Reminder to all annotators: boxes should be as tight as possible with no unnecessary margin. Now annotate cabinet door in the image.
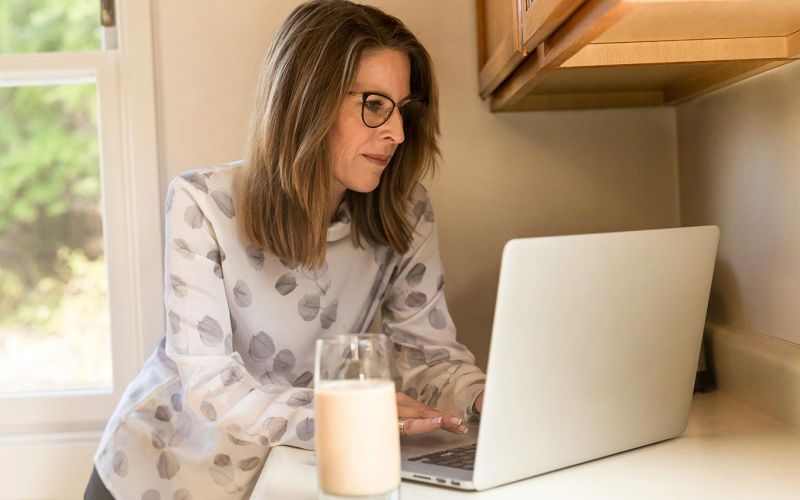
[521,0,586,54]
[477,0,527,98]
[492,0,800,111]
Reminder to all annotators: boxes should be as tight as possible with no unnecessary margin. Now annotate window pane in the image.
[0,81,112,394]
[0,0,101,54]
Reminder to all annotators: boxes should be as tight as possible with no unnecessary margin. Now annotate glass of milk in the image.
[314,334,400,500]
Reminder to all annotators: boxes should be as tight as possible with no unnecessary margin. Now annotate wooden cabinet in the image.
[519,0,585,58]
[477,0,524,98]
[477,0,800,111]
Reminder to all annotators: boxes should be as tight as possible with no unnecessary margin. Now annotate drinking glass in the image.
[314,334,400,500]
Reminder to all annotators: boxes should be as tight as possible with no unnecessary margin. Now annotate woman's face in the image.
[330,47,410,195]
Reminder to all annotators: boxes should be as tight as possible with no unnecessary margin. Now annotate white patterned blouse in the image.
[92,161,486,499]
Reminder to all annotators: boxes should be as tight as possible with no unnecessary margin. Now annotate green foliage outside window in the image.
[0,0,106,338]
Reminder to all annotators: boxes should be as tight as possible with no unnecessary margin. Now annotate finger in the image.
[403,416,443,437]
[403,416,468,436]
[396,394,469,433]
[396,396,441,419]
[395,392,415,404]
[395,392,469,434]
[440,415,469,435]
[398,404,440,419]
[395,393,429,416]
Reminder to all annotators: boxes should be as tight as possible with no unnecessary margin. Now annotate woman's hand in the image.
[396,392,469,437]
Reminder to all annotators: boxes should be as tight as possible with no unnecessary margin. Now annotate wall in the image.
[677,60,800,347]
[152,0,680,368]
[676,59,800,430]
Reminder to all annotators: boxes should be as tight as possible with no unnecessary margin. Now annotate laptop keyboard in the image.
[408,443,476,470]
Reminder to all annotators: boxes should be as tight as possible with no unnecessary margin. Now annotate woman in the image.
[85,1,486,498]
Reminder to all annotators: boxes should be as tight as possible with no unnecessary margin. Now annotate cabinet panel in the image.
[595,0,800,43]
[521,0,585,54]
[477,0,525,98]
[485,0,800,111]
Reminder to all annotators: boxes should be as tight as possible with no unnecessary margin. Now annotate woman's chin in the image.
[346,175,382,194]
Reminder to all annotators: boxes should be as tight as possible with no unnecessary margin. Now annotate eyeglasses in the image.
[348,91,427,128]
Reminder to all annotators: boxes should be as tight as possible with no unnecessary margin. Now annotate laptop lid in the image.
[472,225,719,490]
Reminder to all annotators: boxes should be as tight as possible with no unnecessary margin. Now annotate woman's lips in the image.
[362,154,390,166]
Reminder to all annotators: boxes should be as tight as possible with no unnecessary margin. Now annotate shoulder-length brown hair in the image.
[236,0,440,270]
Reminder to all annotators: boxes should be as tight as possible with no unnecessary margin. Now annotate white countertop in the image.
[251,391,800,499]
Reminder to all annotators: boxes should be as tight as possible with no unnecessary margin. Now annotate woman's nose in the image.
[380,108,405,144]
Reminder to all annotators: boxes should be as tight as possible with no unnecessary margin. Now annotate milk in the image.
[315,379,400,496]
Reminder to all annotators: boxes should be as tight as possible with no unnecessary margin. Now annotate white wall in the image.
[152,0,680,367]
[677,60,800,347]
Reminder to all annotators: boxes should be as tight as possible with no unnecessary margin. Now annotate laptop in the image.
[400,225,720,491]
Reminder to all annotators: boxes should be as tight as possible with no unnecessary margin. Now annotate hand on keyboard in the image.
[396,391,469,436]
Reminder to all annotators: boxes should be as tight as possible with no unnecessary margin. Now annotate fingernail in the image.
[460,426,469,434]
[431,417,443,424]
[448,416,463,426]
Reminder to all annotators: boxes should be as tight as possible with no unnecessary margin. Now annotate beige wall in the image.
[677,60,800,347]
[152,0,680,368]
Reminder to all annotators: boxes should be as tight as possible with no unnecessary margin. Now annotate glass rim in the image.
[314,333,393,386]
[315,333,387,345]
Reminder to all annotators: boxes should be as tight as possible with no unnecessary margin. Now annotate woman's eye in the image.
[365,100,384,112]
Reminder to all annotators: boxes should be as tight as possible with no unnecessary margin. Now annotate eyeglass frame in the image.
[347,91,427,129]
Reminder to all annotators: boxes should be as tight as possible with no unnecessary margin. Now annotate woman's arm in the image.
[164,176,316,449]
[381,183,486,422]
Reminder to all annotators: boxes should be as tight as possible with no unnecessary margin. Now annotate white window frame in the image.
[0,0,163,495]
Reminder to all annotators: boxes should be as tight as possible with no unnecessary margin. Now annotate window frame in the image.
[0,0,163,435]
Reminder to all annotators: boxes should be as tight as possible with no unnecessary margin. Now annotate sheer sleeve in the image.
[163,176,316,449]
[381,184,486,421]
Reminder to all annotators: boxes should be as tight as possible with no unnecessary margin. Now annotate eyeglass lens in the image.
[362,94,394,127]
[361,94,425,128]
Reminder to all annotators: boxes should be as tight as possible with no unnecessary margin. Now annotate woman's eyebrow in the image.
[355,87,413,102]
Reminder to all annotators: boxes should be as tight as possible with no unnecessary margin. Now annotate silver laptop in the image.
[400,225,720,491]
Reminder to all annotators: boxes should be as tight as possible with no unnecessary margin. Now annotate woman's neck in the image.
[329,182,347,223]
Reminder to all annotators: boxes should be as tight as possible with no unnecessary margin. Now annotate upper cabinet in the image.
[477,0,800,111]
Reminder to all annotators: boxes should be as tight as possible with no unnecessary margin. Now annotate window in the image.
[0,1,160,496]
[0,0,162,436]
[0,80,113,394]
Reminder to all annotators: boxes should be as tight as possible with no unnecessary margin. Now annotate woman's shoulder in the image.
[409,180,428,203]
[165,160,243,215]
[408,181,435,226]
[170,159,243,192]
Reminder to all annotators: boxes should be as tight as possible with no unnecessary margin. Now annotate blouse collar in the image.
[326,198,352,242]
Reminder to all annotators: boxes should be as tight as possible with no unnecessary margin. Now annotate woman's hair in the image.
[237,0,440,270]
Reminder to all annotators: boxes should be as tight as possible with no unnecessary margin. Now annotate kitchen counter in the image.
[251,391,800,499]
